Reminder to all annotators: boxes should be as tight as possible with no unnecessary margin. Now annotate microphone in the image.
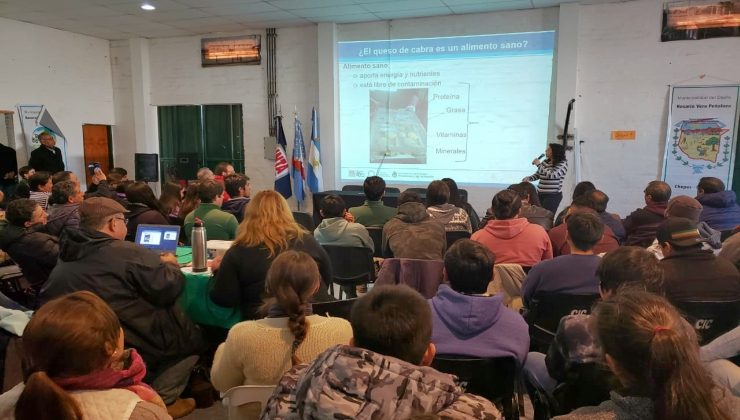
[535,153,545,160]
[375,150,389,177]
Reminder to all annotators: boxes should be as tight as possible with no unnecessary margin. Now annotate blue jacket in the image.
[697,191,740,231]
[429,284,529,365]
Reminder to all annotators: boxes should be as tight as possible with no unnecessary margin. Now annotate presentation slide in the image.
[338,31,556,185]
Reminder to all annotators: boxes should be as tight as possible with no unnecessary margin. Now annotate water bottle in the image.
[191,218,208,273]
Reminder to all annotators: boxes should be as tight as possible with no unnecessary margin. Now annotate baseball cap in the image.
[79,197,128,222]
[656,217,705,247]
[665,195,702,222]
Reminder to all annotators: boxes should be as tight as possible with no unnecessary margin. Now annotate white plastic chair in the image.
[221,385,276,420]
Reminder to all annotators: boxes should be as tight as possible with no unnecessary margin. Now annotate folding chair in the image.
[433,356,519,420]
[312,298,358,321]
[673,299,740,344]
[292,211,315,232]
[525,293,600,353]
[322,246,376,299]
[366,227,383,258]
[445,230,471,248]
[221,385,276,420]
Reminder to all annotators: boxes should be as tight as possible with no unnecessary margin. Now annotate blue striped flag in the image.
[307,107,323,192]
[291,116,307,205]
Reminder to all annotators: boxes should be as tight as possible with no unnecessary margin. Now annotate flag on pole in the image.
[292,116,307,206]
[274,116,292,199]
[307,107,324,193]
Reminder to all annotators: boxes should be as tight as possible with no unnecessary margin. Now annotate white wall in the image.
[111,26,319,209]
[575,0,740,216]
[0,17,114,181]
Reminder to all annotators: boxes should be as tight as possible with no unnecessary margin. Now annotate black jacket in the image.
[221,197,250,223]
[45,203,80,237]
[210,234,333,320]
[0,221,58,290]
[40,228,203,369]
[125,204,170,242]
[28,146,64,173]
[0,143,17,187]
[660,248,740,303]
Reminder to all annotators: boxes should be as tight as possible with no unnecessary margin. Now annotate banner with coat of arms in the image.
[662,85,740,197]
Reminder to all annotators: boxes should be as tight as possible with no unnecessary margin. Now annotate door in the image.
[82,124,113,189]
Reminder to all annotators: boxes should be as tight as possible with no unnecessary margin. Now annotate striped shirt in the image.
[29,191,50,211]
[527,160,568,193]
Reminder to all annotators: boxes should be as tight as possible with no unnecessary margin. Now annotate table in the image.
[177,247,241,330]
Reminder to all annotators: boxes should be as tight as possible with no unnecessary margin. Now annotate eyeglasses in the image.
[112,216,128,225]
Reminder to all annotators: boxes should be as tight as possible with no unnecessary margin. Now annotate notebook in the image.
[135,224,180,254]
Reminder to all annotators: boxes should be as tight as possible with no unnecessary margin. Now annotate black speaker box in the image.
[134,153,159,182]
[175,153,200,181]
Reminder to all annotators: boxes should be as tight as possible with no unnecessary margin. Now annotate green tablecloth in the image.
[177,247,241,330]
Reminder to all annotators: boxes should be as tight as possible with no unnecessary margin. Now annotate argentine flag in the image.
[307,107,323,192]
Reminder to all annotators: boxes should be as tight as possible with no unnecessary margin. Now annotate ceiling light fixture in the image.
[141,3,156,11]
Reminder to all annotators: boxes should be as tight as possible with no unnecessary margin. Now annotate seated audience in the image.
[211,251,352,417]
[210,190,332,320]
[700,326,740,396]
[262,285,500,419]
[45,180,83,237]
[425,180,472,233]
[40,197,203,414]
[508,182,554,230]
[14,166,34,199]
[548,196,619,256]
[522,213,603,307]
[348,176,397,226]
[0,291,170,420]
[85,169,128,206]
[719,231,740,269]
[221,173,251,223]
[553,181,595,227]
[314,194,373,249]
[656,217,740,303]
[622,180,671,246]
[110,167,129,181]
[585,189,625,242]
[441,177,480,231]
[0,199,58,292]
[196,167,214,181]
[523,246,663,400]
[472,189,552,267]
[51,170,80,186]
[124,181,170,241]
[178,182,200,221]
[646,195,721,259]
[28,171,52,211]
[382,191,446,259]
[213,162,235,201]
[556,291,739,419]
[430,240,529,365]
[159,181,185,225]
[696,176,740,231]
[182,179,238,243]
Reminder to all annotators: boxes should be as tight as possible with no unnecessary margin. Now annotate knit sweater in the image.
[211,315,353,391]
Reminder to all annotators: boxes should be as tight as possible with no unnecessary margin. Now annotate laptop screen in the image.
[135,224,180,253]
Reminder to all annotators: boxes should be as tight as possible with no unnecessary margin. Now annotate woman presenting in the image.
[523,143,567,214]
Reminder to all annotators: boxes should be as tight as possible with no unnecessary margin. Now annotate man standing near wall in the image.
[28,132,64,174]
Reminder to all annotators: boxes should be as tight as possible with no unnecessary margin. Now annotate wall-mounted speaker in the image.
[134,153,159,182]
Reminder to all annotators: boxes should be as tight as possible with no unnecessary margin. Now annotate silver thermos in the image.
[191,218,208,273]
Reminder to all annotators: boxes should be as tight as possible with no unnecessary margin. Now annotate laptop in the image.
[135,224,180,254]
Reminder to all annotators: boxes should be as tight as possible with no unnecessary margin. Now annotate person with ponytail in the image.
[556,290,739,420]
[0,291,170,420]
[211,251,352,417]
[471,189,553,268]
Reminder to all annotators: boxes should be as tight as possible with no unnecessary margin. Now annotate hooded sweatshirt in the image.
[313,217,373,250]
[429,285,529,365]
[472,218,553,267]
[697,190,740,231]
[261,344,501,420]
[382,202,446,259]
[427,203,472,233]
